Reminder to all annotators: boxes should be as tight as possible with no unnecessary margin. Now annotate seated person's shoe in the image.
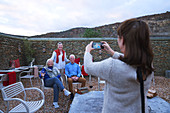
[70,93,74,101]
[53,102,59,108]
[64,90,71,96]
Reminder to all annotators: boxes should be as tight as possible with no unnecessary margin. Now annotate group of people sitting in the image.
[39,42,86,109]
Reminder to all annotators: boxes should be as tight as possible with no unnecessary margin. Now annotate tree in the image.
[23,39,35,65]
[83,29,102,37]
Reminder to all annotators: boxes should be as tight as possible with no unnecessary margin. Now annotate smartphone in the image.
[92,42,104,49]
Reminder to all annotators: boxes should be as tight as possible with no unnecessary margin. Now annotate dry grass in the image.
[0,76,169,113]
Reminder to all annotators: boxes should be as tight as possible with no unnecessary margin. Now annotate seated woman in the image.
[39,59,71,108]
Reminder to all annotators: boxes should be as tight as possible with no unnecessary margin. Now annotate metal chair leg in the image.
[30,78,33,87]
[98,77,100,91]
[98,84,100,91]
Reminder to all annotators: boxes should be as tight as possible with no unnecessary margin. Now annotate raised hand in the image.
[101,41,115,56]
[41,73,45,77]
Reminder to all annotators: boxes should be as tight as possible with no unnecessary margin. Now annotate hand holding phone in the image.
[101,41,115,56]
[92,42,104,49]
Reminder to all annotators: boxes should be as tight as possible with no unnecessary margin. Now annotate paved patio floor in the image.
[69,91,170,113]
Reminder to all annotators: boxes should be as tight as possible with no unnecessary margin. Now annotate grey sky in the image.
[0,0,169,36]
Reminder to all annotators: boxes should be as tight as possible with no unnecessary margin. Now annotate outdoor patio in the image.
[0,75,169,113]
[69,91,170,113]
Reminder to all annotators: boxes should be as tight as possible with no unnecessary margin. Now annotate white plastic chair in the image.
[19,68,34,87]
[19,58,36,87]
[98,77,105,91]
[1,82,44,113]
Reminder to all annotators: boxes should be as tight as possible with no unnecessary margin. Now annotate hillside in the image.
[30,11,170,38]
[0,11,170,38]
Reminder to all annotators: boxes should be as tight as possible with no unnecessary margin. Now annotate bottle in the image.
[79,62,81,68]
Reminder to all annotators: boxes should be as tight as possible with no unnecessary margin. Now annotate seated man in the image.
[65,54,86,100]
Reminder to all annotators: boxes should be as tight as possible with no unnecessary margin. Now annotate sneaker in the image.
[70,93,74,101]
[53,102,59,108]
[64,90,71,96]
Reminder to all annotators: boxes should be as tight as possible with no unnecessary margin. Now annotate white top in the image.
[51,51,69,69]
[84,52,153,113]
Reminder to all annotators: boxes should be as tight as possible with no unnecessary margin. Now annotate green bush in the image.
[83,29,102,37]
[23,39,34,65]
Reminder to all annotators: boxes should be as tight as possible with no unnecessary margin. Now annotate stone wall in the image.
[0,36,25,68]
[0,36,169,77]
[151,39,170,76]
[31,39,119,65]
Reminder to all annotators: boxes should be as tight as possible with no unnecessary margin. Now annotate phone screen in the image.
[92,42,101,49]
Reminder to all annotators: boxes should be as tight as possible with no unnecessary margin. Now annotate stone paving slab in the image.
[69,91,170,113]
[148,97,170,113]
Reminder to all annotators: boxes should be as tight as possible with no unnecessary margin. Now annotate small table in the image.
[0,69,24,73]
[0,67,29,84]
[15,66,29,71]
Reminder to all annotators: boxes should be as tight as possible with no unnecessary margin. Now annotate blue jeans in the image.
[44,77,64,102]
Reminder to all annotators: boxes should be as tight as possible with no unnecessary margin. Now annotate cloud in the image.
[0,0,169,36]
[0,17,9,24]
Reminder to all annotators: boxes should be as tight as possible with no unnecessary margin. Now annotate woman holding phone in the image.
[84,18,154,113]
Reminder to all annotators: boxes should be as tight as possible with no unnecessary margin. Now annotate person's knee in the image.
[67,78,72,82]
[83,77,86,81]
[82,78,86,82]
[67,78,73,84]
[53,77,60,84]
[53,84,57,88]
[54,77,59,81]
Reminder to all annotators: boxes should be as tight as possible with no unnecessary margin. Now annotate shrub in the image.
[83,29,102,38]
[23,39,35,65]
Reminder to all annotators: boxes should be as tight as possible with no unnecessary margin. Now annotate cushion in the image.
[81,65,88,76]
[14,59,20,68]
[7,71,16,85]
[75,58,80,64]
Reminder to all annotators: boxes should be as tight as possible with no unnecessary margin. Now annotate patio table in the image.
[0,69,22,73]
[0,66,30,86]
